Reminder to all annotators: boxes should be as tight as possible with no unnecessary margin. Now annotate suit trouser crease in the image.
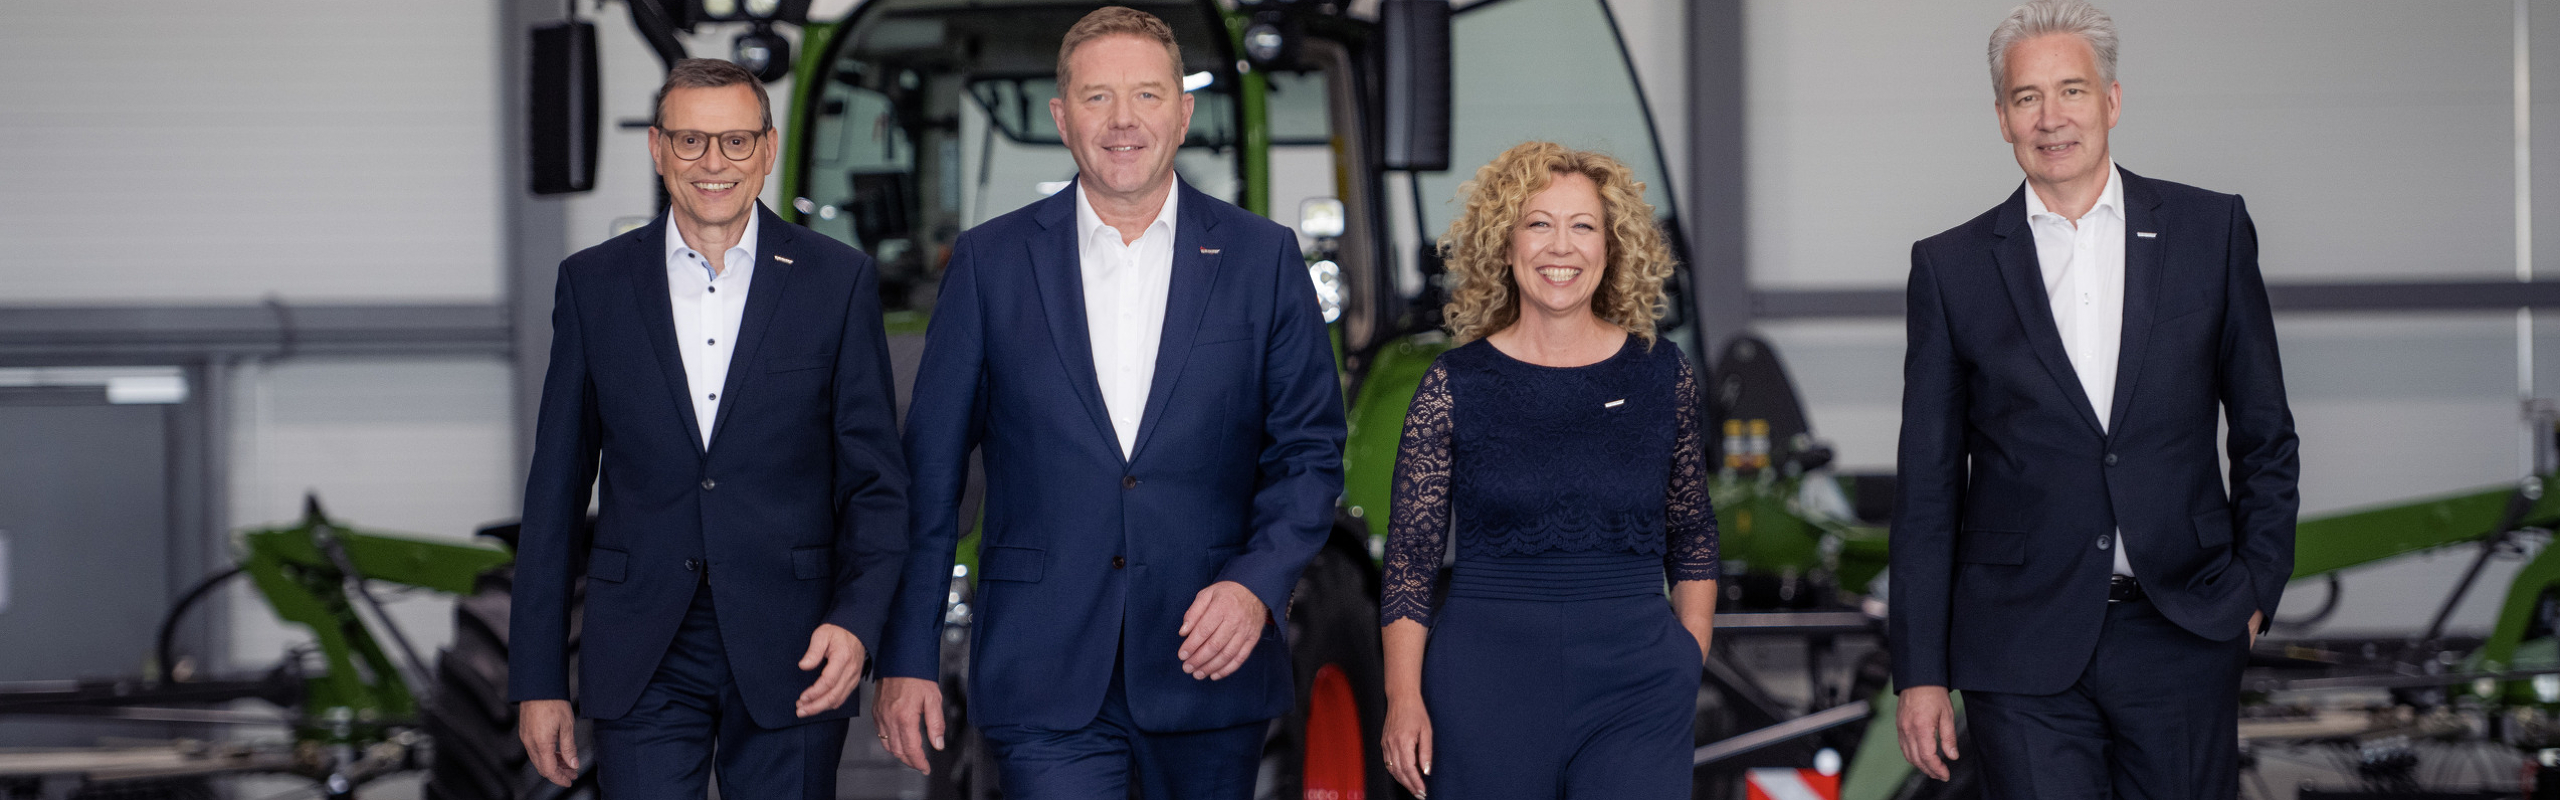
[976,645,1265,800]
[591,580,851,800]
[1963,597,2247,800]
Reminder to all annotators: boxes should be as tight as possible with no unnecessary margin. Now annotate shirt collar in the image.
[2022,161,2123,225]
[1074,180,1180,248]
[663,206,761,276]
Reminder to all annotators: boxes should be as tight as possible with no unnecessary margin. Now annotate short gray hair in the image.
[653,58,773,130]
[1988,0,2118,98]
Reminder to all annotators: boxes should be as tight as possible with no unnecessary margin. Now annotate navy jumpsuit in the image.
[1382,335,1720,799]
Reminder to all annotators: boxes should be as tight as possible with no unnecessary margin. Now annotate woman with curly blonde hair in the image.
[1376,141,1720,798]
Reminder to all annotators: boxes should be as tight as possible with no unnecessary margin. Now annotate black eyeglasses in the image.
[661,129,766,161]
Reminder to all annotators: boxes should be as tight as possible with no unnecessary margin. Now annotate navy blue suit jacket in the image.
[881,179,1347,732]
[508,204,909,729]
[1890,168,2300,696]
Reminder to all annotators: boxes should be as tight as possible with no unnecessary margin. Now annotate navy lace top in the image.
[1379,334,1720,627]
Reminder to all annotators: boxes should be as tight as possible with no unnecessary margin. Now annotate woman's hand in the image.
[1382,695,1434,797]
[1673,579,1718,665]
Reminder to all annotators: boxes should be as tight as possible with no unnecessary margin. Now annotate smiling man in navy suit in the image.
[1889,2,2299,798]
[509,58,908,799]
[869,7,1346,798]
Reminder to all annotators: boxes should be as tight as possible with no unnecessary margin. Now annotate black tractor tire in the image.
[423,566,598,800]
[921,709,1003,800]
[1689,679,1740,800]
[1262,538,1400,800]
[923,574,1003,800]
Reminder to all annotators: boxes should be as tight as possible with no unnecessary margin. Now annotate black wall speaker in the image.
[530,21,601,195]
[1380,0,1451,172]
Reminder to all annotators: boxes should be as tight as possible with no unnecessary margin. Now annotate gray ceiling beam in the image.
[0,304,511,364]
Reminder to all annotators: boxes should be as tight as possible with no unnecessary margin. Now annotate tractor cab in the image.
[783,0,1695,374]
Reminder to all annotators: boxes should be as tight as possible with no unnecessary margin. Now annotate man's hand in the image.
[2249,610,2265,648]
[1177,581,1267,680]
[872,676,945,774]
[1896,685,1960,781]
[796,623,867,718]
[517,699,580,787]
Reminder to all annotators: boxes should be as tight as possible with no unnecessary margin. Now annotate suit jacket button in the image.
[2097,534,2112,550]
[1111,556,1127,569]
[1123,476,1138,489]
[684,558,701,571]
[2104,454,2119,466]
[701,478,717,491]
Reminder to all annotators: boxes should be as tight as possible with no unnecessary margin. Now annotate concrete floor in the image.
[154,636,2541,799]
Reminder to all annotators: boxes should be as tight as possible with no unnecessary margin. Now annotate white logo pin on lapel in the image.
[2135,232,2157,239]
[1604,399,1626,408]
[774,255,795,263]
[1199,248,1220,255]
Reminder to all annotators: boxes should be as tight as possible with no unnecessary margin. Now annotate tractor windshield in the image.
[792,0,1684,349]
[795,0,1305,313]
[1413,0,1687,343]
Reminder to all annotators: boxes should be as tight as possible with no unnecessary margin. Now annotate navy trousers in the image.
[1422,554,1701,799]
[590,580,851,800]
[1963,595,2249,800]
[976,651,1265,800]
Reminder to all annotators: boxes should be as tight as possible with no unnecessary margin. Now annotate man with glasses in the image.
[510,58,909,800]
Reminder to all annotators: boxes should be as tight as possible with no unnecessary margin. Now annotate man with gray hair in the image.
[1889,1,2298,796]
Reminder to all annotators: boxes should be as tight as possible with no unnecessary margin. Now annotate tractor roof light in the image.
[690,0,807,23]
[1243,22,1287,67]
[732,23,792,83]
[1298,197,1346,240]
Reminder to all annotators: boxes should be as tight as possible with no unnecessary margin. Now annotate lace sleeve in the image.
[1381,362,1456,627]
[1666,354,1721,582]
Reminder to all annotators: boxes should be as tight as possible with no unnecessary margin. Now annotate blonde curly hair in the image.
[1438,141,1677,345]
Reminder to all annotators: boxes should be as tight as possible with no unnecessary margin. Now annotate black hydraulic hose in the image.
[2272,573,2342,632]
[622,0,688,71]
[2422,480,2542,641]
[156,566,245,684]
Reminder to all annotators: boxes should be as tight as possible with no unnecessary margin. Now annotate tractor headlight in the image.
[1243,22,1287,66]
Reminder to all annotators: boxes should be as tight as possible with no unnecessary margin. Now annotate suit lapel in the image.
[706,203,796,448]
[1128,182,1222,463]
[1029,182,1126,462]
[627,216,710,454]
[1990,186,2107,437]
[2106,169,2166,436]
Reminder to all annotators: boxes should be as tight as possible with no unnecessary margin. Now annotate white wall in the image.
[1744,0,2557,636]
[1,1,505,304]
[1745,0,2517,290]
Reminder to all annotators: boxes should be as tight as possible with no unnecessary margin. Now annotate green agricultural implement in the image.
[0,499,578,800]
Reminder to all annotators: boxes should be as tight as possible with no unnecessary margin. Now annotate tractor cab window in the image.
[1412,0,1688,345]
[797,2,1247,314]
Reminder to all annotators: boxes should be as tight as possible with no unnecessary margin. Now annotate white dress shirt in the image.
[1075,183,1181,459]
[2023,163,2131,576]
[665,210,758,449]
